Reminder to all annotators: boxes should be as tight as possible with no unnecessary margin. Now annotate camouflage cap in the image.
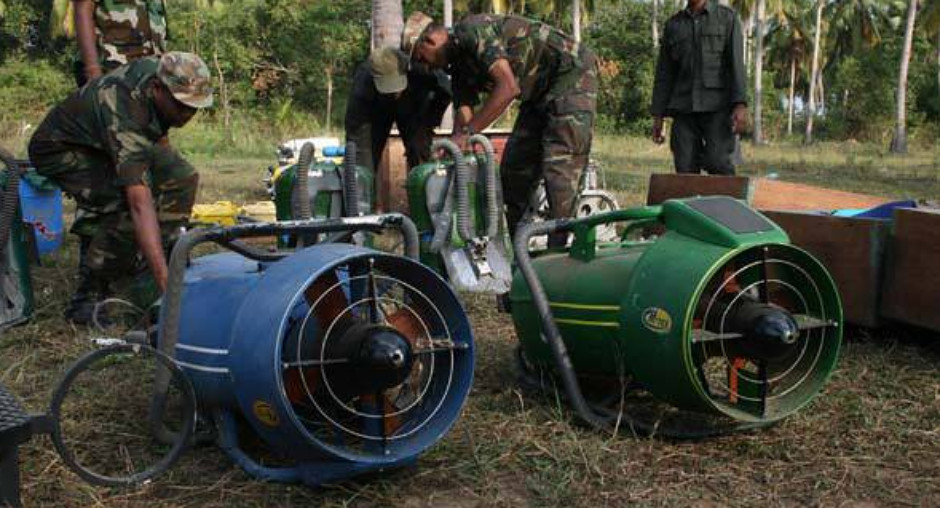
[370,46,408,94]
[157,52,214,109]
[401,11,434,60]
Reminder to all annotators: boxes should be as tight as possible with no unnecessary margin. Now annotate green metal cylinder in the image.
[512,197,842,423]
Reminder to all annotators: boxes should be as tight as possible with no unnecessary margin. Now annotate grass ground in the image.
[1,129,939,507]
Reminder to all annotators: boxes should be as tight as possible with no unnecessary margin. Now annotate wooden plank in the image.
[880,208,940,333]
[647,174,751,206]
[763,211,889,328]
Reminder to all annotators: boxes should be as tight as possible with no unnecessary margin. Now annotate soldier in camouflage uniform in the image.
[403,12,598,247]
[73,0,168,86]
[345,46,452,172]
[28,52,212,324]
[651,0,748,175]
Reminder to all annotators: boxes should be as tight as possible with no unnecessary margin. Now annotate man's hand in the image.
[731,104,749,135]
[125,184,169,293]
[84,64,103,82]
[652,116,666,144]
[451,130,469,151]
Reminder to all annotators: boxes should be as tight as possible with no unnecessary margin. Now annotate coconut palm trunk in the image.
[573,0,582,42]
[891,0,919,154]
[372,0,404,49]
[653,0,661,48]
[787,57,796,136]
[753,0,765,144]
[804,0,824,145]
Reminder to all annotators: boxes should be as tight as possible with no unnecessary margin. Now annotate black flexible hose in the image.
[294,143,315,221]
[343,141,360,217]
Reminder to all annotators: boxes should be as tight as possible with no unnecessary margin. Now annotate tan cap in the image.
[370,46,408,94]
[401,11,434,60]
[157,52,214,109]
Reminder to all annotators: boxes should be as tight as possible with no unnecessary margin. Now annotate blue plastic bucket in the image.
[18,178,64,256]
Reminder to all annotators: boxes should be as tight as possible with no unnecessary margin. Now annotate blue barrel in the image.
[18,177,63,256]
[168,243,474,485]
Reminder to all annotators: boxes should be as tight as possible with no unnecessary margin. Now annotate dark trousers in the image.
[670,110,735,175]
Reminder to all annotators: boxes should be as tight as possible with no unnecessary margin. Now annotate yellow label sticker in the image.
[641,307,673,334]
[252,400,280,427]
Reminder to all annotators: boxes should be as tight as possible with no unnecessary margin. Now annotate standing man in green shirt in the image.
[72,0,168,86]
[28,52,211,324]
[651,0,748,175]
[403,12,597,247]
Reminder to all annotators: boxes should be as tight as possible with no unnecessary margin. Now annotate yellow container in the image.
[241,201,277,223]
[192,201,240,226]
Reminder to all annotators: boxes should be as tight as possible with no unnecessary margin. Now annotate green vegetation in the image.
[2,0,939,146]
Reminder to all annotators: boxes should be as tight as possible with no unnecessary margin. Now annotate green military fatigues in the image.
[651,1,747,175]
[75,0,168,86]
[29,57,197,283]
[448,14,598,236]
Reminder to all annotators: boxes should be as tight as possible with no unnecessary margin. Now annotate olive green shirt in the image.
[651,1,747,116]
[448,14,589,108]
[30,57,167,187]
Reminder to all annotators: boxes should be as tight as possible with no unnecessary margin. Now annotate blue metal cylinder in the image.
[172,243,474,483]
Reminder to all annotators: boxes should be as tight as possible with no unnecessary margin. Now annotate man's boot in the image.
[63,272,111,326]
[64,236,110,326]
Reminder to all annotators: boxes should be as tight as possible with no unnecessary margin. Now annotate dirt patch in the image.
[752,178,891,211]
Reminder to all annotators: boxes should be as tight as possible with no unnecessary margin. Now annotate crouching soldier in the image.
[28,52,212,324]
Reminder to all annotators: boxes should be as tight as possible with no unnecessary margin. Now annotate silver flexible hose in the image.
[468,135,499,239]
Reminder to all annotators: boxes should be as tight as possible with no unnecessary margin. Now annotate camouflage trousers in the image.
[28,138,198,283]
[501,50,598,241]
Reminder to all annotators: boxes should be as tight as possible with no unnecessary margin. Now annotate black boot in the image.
[64,272,112,326]
[65,237,111,326]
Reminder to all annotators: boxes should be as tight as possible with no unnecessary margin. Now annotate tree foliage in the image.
[0,0,938,143]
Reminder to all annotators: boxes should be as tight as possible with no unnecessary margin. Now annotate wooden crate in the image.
[763,211,890,328]
[880,207,940,333]
[646,174,752,205]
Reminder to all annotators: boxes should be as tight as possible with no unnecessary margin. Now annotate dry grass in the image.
[2,135,939,506]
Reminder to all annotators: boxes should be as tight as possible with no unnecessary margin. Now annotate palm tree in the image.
[766,2,810,136]
[804,0,825,144]
[653,0,661,48]
[890,0,919,154]
[372,0,403,49]
[753,0,767,143]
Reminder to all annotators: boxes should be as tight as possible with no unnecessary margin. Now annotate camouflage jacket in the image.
[447,14,592,107]
[650,0,747,115]
[94,0,168,67]
[30,57,168,186]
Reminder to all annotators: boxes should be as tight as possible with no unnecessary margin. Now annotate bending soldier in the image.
[403,12,598,247]
[345,46,452,173]
[28,52,212,324]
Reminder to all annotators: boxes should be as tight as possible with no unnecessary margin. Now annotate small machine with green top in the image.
[406,137,511,293]
[511,196,843,435]
[271,142,373,245]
